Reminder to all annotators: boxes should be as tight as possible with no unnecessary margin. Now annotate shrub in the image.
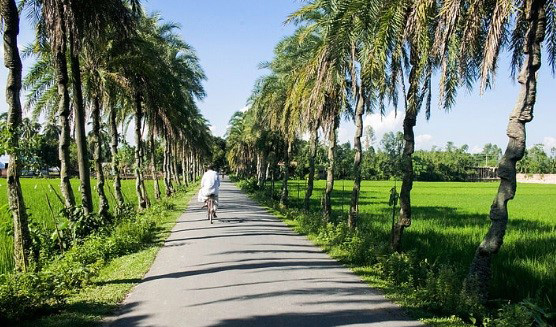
[237,178,258,192]
[490,299,555,327]
[316,222,350,246]
[296,211,323,235]
[0,195,176,323]
[341,230,375,265]
[378,252,415,286]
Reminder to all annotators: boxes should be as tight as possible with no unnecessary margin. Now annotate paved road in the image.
[106,179,423,327]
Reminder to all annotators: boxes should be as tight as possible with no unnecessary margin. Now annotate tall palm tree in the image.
[288,3,351,221]
[25,0,75,208]
[24,0,138,211]
[108,99,125,207]
[435,0,554,301]
[1,0,32,272]
[82,48,110,217]
[384,0,437,252]
[63,0,139,214]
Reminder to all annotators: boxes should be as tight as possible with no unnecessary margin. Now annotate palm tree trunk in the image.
[280,141,292,206]
[68,34,92,213]
[349,87,365,229]
[305,121,319,211]
[109,106,124,207]
[150,131,161,200]
[2,0,32,272]
[163,136,173,196]
[257,153,265,188]
[172,143,180,186]
[391,53,419,252]
[193,154,198,180]
[185,144,189,187]
[466,0,546,302]
[92,95,108,217]
[265,162,271,184]
[53,10,75,208]
[134,91,147,209]
[323,115,339,222]
[186,148,191,184]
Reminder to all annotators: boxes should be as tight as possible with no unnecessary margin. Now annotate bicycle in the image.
[206,194,216,224]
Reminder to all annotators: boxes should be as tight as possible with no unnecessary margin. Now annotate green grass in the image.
[19,184,197,327]
[272,180,556,305]
[0,178,156,274]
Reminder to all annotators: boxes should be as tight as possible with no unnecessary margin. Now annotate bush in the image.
[341,229,376,265]
[296,211,324,235]
[0,198,175,323]
[417,264,484,320]
[316,222,350,246]
[237,178,258,193]
[490,299,555,327]
[378,252,416,286]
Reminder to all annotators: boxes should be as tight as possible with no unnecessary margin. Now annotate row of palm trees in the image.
[1,0,213,273]
[226,0,555,302]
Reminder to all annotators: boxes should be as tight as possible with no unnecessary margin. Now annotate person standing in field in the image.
[198,164,221,216]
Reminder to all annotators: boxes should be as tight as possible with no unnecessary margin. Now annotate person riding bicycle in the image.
[198,164,221,217]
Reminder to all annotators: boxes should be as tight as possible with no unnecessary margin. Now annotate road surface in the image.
[106,179,423,327]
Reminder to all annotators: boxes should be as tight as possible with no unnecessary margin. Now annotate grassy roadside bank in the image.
[236,179,554,327]
[16,184,198,327]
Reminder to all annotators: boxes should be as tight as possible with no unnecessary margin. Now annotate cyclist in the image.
[198,164,221,217]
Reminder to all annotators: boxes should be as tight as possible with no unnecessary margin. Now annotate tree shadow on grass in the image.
[360,205,556,304]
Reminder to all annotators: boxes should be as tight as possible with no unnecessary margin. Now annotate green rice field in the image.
[0,178,156,274]
[275,180,556,304]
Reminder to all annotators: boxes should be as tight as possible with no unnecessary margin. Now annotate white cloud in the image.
[543,136,556,153]
[415,134,432,144]
[337,127,352,144]
[470,145,483,154]
[415,134,433,150]
[363,111,404,141]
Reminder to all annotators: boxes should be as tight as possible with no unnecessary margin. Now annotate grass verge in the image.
[18,185,198,327]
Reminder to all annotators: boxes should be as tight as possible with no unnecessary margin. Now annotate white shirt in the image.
[198,170,220,202]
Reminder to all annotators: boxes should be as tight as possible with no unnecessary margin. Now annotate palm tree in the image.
[1,0,32,272]
[24,0,137,212]
[288,3,351,221]
[80,6,139,217]
[384,1,437,252]
[110,13,207,208]
[64,0,139,214]
[108,100,125,207]
[82,47,110,217]
[435,0,554,301]
[25,0,76,208]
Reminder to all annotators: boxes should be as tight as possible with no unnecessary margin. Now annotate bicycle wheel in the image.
[207,198,214,224]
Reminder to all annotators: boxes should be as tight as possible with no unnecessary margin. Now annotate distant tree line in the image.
[287,130,556,182]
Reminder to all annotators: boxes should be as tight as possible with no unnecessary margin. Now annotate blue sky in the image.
[0,0,554,154]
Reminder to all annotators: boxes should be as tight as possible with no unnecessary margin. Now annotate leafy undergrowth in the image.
[0,179,158,274]
[236,178,555,327]
[1,184,197,327]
